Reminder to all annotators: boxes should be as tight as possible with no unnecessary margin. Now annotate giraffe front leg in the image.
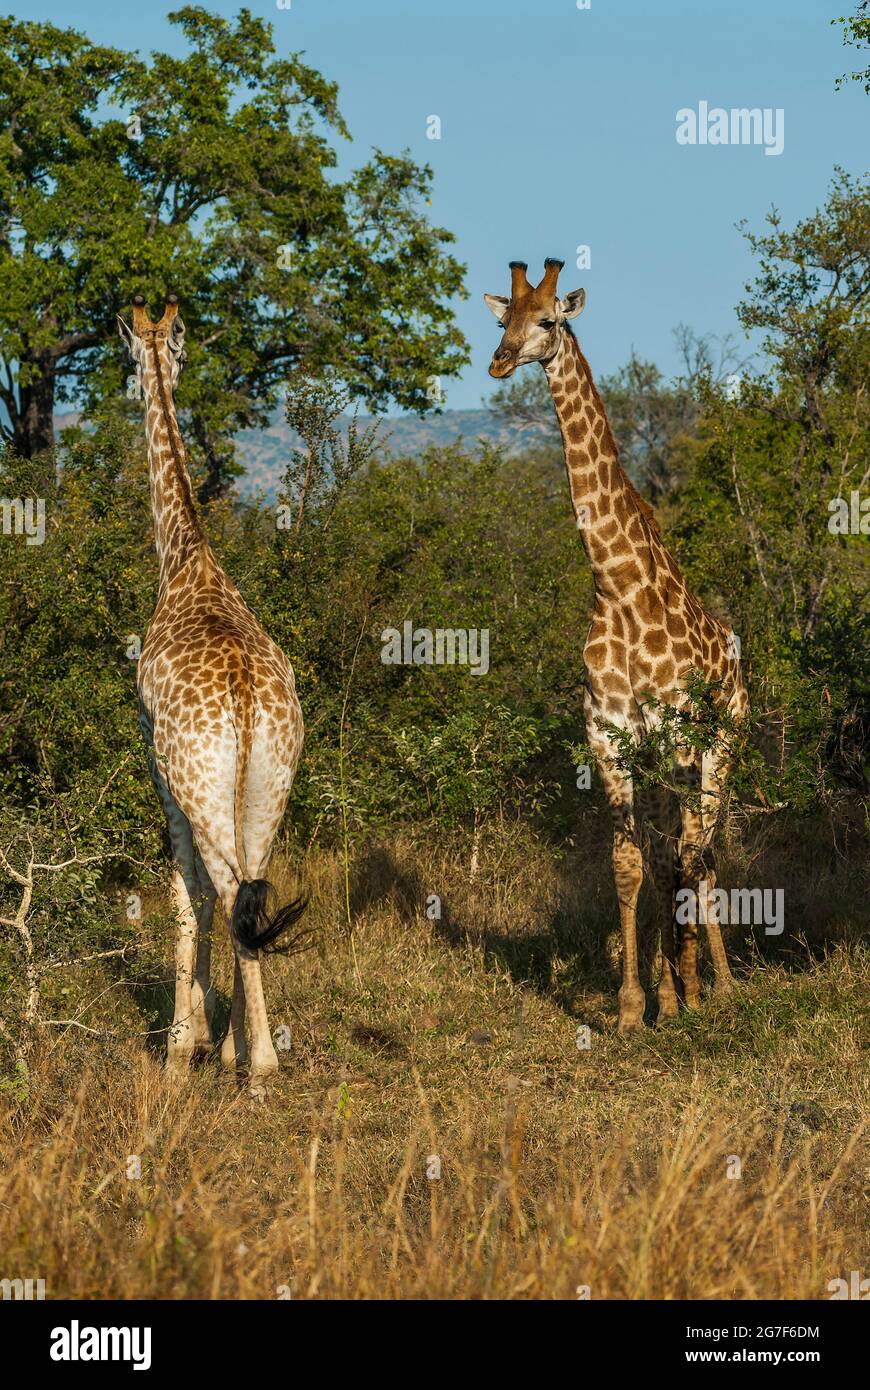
[586,692,647,1032]
[701,742,734,996]
[646,798,680,1024]
[613,828,646,1032]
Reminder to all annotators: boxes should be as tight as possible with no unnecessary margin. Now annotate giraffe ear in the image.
[484,293,509,321]
[117,315,135,353]
[169,314,187,367]
[559,288,586,320]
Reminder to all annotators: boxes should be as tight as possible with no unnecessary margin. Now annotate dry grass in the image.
[0,832,867,1300]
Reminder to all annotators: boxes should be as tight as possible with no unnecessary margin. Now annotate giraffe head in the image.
[118,294,187,396]
[485,259,585,378]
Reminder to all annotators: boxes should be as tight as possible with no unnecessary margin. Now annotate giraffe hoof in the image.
[656,997,680,1025]
[617,1014,645,1034]
[248,1046,279,1097]
[220,1046,247,1071]
[193,1033,214,1055]
[165,1021,196,1076]
[248,1069,277,1099]
[617,986,646,1033]
[165,1054,193,1080]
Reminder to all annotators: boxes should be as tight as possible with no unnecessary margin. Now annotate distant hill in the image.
[233,408,532,500]
[54,407,541,502]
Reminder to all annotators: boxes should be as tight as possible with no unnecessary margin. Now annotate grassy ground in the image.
[0,831,867,1300]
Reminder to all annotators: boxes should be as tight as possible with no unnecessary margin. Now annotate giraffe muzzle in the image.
[489,347,517,379]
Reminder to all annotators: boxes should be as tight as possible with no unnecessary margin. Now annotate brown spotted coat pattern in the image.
[487,260,748,1030]
[121,296,303,1087]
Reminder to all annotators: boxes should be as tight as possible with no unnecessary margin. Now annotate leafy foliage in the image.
[489,325,743,502]
[0,78,867,1061]
[834,1,870,91]
[0,9,468,487]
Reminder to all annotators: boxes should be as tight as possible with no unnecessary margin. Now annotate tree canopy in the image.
[0,8,469,490]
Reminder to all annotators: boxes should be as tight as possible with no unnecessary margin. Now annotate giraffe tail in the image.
[228,672,309,956]
[229,667,255,884]
[230,880,309,956]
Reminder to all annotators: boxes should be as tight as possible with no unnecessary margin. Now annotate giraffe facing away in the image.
[486,259,748,1031]
[118,294,305,1092]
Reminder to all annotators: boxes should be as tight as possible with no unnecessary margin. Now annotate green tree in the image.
[731,168,870,638]
[488,326,740,501]
[673,172,870,799]
[597,327,742,502]
[387,705,545,881]
[486,370,561,448]
[834,2,870,91]
[0,432,159,853]
[0,8,468,492]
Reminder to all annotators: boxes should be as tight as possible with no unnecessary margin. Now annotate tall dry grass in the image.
[0,830,866,1299]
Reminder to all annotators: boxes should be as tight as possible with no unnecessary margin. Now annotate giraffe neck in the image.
[544,329,658,600]
[141,339,206,587]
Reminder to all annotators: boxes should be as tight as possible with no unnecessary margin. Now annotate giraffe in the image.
[485,259,748,1031]
[118,294,305,1091]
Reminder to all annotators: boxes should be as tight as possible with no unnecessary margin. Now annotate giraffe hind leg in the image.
[163,809,201,1077]
[189,848,217,1051]
[139,718,210,1068]
[194,838,281,1092]
[613,822,646,1032]
[220,955,247,1071]
[674,754,704,1008]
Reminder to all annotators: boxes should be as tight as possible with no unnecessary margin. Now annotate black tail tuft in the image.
[230,879,310,956]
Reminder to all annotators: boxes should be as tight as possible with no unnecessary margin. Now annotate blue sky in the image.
[14,0,870,410]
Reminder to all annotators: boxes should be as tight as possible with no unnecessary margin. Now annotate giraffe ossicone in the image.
[486,258,748,1031]
[119,294,306,1092]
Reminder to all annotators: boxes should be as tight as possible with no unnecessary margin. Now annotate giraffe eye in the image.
[540,319,555,330]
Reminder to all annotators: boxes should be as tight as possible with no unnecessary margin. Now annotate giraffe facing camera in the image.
[485,258,749,1031]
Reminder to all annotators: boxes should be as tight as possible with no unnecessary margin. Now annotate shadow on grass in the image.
[348,843,424,921]
[346,838,626,1020]
[343,819,868,1029]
